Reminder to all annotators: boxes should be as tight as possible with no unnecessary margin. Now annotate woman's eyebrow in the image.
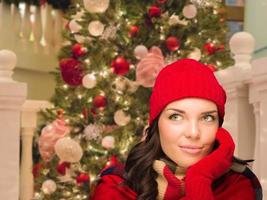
[166,108,217,114]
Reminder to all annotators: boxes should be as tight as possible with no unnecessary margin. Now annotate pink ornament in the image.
[38,119,70,162]
[134,45,148,60]
[183,4,197,19]
[136,46,165,87]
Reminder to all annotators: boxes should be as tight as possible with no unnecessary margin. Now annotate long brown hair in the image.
[124,118,162,200]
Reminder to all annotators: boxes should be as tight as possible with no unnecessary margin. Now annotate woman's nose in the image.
[185,121,200,139]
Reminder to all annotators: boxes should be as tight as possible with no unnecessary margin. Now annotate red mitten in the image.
[153,160,183,199]
[181,127,235,200]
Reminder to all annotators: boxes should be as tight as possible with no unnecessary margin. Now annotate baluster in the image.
[0,49,27,200]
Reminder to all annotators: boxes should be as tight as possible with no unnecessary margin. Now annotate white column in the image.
[20,100,51,200]
[0,49,27,200]
[215,32,255,159]
[249,56,267,197]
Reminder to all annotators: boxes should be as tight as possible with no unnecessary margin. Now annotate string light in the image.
[130,64,135,69]
[160,34,165,40]
[115,96,121,102]
[99,71,108,78]
[90,174,96,182]
[216,61,222,67]
[78,94,83,99]
[123,100,129,106]
[119,10,124,16]
[63,84,68,89]
[85,59,90,64]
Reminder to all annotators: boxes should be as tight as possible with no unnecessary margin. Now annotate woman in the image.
[91,59,262,200]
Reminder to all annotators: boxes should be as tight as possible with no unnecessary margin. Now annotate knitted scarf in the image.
[153,159,186,200]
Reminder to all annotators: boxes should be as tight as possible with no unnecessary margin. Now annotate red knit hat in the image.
[149,58,226,125]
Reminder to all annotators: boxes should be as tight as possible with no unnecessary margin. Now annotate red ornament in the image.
[129,25,139,37]
[148,5,161,18]
[90,107,98,117]
[56,162,70,175]
[166,36,180,51]
[111,56,130,76]
[204,43,216,55]
[93,95,107,108]
[32,163,43,178]
[157,0,167,3]
[204,43,225,55]
[59,58,84,86]
[76,173,90,184]
[56,109,64,118]
[216,44,225,52]
[206,64,218,72]
[82,107,97,119]
[72,43,87,58]
[82,107,89,120]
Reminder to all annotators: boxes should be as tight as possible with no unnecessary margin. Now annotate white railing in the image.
[20,100,52,200]
[0,31,267,199]
[0,49,27,200]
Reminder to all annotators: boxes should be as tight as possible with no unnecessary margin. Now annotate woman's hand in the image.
[182,127,235,200]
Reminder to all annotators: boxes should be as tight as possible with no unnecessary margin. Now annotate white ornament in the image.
[41,179,57,195]
[101,25,117,40]
[74,35,86,43]
[114,77,127,91]
[83,0,110,13]
[134,45,148,60]
[82,73,97,89]
[69,19,82,33]
[114,110,131,126]
[101,136,115,149]
[88,20,105,37]
[128,80,139,93]
[183,4,197,19]
[55,138,83,163]
[168,14,188,26]
[84,124,103,141]
[188,48,201,61]
[72,10,84,20]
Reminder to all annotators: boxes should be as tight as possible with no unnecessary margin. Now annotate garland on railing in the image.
[3,0,72,11]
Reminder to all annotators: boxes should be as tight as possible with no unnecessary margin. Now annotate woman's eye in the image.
[169,114,182,121]
[203,115,216,122]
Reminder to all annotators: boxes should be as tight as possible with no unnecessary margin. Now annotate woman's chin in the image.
[175,157,202,169]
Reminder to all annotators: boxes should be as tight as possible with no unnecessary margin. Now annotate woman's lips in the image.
[179,145,203,155]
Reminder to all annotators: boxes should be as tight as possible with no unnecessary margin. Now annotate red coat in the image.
[91,165,261,200]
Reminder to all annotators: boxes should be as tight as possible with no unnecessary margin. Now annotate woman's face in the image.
[158,98,219,169]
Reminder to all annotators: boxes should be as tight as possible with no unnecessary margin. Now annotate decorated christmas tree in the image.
[33,0,233,199]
